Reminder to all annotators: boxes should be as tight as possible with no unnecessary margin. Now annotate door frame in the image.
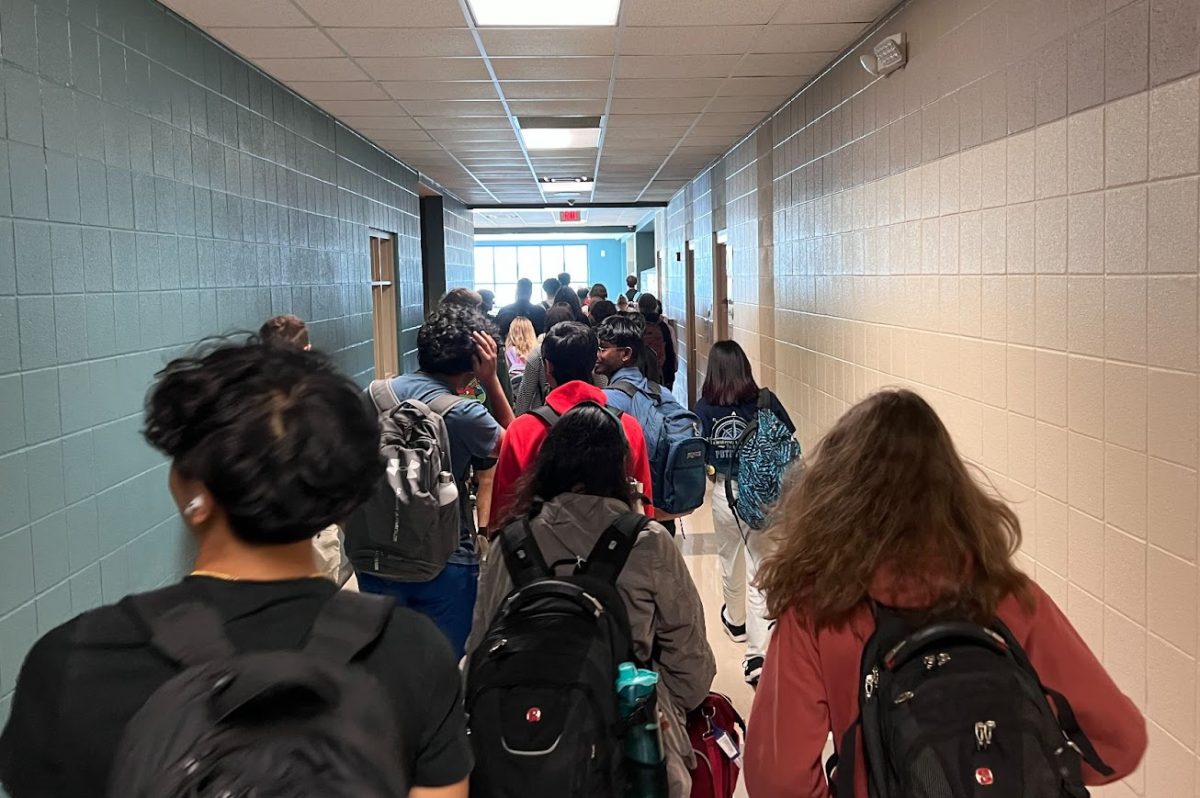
[684,242,698,407]
[713,229,730,343]
[369,230,399,379]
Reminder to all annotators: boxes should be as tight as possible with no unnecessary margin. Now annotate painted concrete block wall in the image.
[0,0,434,729]
[662,0,1200,793]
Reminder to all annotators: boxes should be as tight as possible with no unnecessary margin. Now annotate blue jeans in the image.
[357,563,479,659]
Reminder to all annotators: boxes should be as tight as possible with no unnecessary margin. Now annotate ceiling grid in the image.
[158,0,896,225]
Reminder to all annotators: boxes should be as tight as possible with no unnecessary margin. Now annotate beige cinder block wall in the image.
[660,0,1200,794]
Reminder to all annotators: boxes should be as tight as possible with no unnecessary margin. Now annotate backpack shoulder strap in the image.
[531,404,560,428]
[612,380,639,399]
[303,591,393,664]
[992,620,1115,777]
[756,388,773,410]
[578,512,651,584]
[427,392,467,417]
[125,592,235,667]
[645,381,664,402]
[368,379,402,413]
[499,519,551,588]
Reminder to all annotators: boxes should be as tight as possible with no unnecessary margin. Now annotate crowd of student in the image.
[0,272,1149,798]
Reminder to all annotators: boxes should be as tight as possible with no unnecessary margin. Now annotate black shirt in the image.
[695,392,795,476]
[495,300,547,338]
[0,576,473,797]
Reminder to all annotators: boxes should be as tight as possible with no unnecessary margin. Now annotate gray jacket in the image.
[465,494,716,796]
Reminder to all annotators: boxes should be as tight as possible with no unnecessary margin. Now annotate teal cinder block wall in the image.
[0,0,434,731]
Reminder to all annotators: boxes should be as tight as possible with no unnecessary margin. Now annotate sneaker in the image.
[744,656,764,688]
[720,605,747,643]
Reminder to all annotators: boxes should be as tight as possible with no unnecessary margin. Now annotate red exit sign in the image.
[559,209,582,223]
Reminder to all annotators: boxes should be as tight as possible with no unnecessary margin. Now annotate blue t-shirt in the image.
[388,373,503,564]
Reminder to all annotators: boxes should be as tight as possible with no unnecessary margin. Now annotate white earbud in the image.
[183,497,204,516]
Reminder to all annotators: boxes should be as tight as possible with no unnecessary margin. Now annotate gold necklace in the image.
[189,570,323,581]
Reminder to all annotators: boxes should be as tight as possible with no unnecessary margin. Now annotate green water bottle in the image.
[615,662,668,798]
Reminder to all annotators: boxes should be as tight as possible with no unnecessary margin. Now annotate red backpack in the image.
[688,693,745,798]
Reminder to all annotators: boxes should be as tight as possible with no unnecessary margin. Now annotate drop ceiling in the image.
[158,0,894,210]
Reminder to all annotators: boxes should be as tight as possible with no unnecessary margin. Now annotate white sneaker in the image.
[721,604,747,643]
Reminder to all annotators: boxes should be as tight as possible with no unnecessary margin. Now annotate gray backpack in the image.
[344,380,464,581]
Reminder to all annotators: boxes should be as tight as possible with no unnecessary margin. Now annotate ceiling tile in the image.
[623,0,785,26]
[688,124,754,137]
[679,135,742,147]
[416,116,512,130]
[345,115,422,130]
[613,78,723,98]
[255,57,370,82]
[717,76,803,96]
[290,81,389,100]
[399,99,506,116]
[294,0,467,27]
[619,25,761,55]
[501,80,611,99]
[359,57,490,81]
[606,113,697,128]
[207,27,342,58]
[491,56,614,81]
[382,81,498,100]
[736,53,828,76]
[508,99,608,115]
[617,55,741,79]
[706,94,786,112]
[610,96,708,114]
[326,27,479,57]
[751,23,870,53]
[369,130,433,142]
[316,99,405,117]
[159,0,310,27]
[480,27,617,56]
[772,0,893,24]
[435,129,520,142]
[698,110,770,127]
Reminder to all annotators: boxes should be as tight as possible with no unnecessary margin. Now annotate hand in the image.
[472,331,498,383]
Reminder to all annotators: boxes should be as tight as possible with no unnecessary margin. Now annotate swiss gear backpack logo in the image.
[724,389,802,531]
[107,590,405,798]
[344,380,464,581]
[826,605,1114,798]
[611,380,707,515]
[466,512,651,798]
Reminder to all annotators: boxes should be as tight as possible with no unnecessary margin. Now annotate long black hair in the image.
[701,340,760,406]
[509,403,631,520]
[553,286,588,323]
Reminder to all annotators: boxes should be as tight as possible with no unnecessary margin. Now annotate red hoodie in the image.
[745,575,1147,797]
[491,380,655,525]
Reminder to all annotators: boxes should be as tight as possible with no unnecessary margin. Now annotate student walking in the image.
[467,403,715,798]
[0,340,472,798]
[744,389,1147,798]
[694,341,796,687]
[346,303,513,658]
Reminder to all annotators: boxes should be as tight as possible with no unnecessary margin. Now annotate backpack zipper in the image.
[975,720,996,750]
[865,666,879,700]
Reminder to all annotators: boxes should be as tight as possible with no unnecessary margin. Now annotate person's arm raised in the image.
[472,331,514,430]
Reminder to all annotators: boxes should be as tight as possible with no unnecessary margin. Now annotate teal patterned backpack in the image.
[724,389,802,530]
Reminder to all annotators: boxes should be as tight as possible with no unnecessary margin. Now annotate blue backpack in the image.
[612,381,707,515]
[724,389,801,530]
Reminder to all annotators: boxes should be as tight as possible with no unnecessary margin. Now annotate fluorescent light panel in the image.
[521,127,601,150]
[467,0,620,26]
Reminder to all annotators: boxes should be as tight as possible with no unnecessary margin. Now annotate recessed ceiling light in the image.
[467,0,621,27]
[540,177,594,193]
[521,127,601,150]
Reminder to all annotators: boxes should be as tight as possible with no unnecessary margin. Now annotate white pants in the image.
[711,474,772,660]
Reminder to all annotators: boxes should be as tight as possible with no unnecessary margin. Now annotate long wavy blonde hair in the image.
[757,389,1030,630]
[505,317,537,360]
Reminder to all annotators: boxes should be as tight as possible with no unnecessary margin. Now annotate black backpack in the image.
[829,606,1113,798]
[108,590,407,798]
[466,512,652,798]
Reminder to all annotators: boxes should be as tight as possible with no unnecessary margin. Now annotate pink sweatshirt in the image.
[745,580,1147,797]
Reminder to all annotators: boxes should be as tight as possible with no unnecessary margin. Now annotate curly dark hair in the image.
[418,303,489,375]
[142,339,383,545]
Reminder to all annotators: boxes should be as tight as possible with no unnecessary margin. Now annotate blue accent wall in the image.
[0,0,442,731]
